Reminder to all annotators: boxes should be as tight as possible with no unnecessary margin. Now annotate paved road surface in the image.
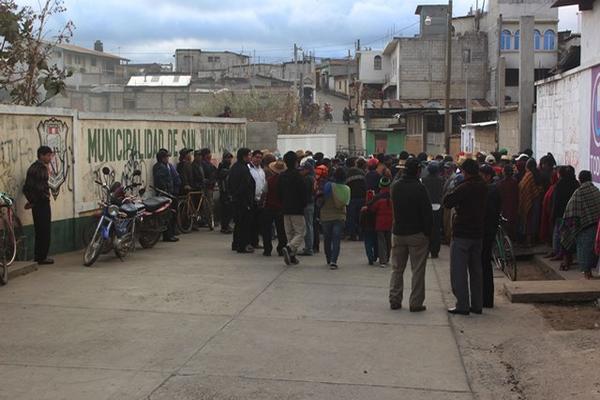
[0,231,474,400]
[316,90,350,123]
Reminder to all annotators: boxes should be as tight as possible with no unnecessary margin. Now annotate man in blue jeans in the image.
[443,159,488,315]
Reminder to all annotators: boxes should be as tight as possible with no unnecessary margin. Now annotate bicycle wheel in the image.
[1,216,16,266]
[177,200,193,233]
[0,219,8,285]
[491,231,505,272]
[502,232,517,281]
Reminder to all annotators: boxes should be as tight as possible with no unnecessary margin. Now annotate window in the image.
[501,30,512,50]
[173,75,180,83]
[544,30,555,50]
[535,68,550,81]
[91,57,97,67]
[151,76,160,82]
[514,30,520,50]
[124,99,136,110]
[374,55,382,70]
[74,55,82,65]
[534,30,541,50]
[505,68,519,87]
[208,56,220,63]
[207,56,214,62]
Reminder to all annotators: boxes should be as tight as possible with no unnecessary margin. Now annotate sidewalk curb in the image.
[8,261,38,281]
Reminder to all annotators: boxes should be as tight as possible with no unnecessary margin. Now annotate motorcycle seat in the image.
[120,202,145,217]
[143,196,171,212]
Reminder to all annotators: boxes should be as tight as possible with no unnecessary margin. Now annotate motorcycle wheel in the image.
[138,231,161,249]
[83,229,104,267]
[83,218,111,254]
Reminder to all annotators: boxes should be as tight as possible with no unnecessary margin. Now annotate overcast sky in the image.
[19,0,580,64]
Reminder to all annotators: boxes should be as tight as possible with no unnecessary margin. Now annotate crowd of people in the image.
[23,143,600,315]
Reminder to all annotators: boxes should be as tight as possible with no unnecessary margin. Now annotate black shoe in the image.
[290,255,300,265]
[447,307,470,315]
[277,249,285,257]
[329,263,338,270]
[263,252,271,257]
[410,305,427,312]
[163,237,179,243]
[431,254,439,259]
[368,260,374,266]
[470,308,483,314]
[282,246,291,265]
[221,229,233,234]
[390,303,402,310]
[37,258,54,265]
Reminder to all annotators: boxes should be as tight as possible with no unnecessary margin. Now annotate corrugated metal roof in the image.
[55,43,128,61]
[126,75,192,87]
[365,98,493,111]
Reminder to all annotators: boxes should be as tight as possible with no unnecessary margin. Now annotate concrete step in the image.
[504,280,600,303]
[533,254,584,281]
[7,261,38,281]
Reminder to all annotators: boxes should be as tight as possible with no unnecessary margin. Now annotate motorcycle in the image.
[83,169,141,267]
[135,186,173,248]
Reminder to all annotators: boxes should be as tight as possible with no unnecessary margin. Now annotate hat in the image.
[367,158,379,168]
[485,154,496,164]
[516,154,529,161]
[500,155,511,161]
[499,148,508,155]
[395,159,406,169]
[427,161,440,175]
[179,148,192,157]
[157,148,171,158]
[295,149,306,159]
[269,160,287,174]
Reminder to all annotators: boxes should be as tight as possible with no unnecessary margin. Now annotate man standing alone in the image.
[228,148,255,253]
[23,146,55,265]
[443,159,487,315]
[278,151,308,265]
[389,158,432,312]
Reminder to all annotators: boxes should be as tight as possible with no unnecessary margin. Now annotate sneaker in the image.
[329,263,338,270]
[291,255,300,265]
[282,247,291,265]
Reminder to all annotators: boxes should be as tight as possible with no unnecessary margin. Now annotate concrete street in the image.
[0,231,474,400]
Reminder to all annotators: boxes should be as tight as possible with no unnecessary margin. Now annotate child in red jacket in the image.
[368,177,393,267]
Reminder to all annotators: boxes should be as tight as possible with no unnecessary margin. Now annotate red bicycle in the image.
[0,192,23,285]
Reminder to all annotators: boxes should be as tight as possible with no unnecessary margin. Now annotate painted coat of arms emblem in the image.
[37,118,70,200]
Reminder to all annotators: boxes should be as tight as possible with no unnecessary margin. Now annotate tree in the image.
[0,0,74,106]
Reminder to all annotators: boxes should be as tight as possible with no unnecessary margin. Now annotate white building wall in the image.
[358,50,388,84]
[536,68,591,173]
[581,4,600,68]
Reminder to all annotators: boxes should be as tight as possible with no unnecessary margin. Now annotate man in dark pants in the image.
[23,146,54,265]
[422,162,444,258]
[228,148,255,253]
[443,159,487,315]
[217,151,233,234]
[153,149,179,242]
[480,164,501,308]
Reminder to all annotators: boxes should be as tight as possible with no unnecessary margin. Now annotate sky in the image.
[18,0,580,64]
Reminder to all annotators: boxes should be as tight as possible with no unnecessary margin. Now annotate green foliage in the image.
[192,89,322,135]
[0,0,74,106]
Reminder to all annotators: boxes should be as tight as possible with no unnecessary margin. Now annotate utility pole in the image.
[464,48,471,124]
[347,49,352,109]
[444,0,453,155]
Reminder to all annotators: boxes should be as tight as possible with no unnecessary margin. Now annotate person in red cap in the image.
[365,158,381,192]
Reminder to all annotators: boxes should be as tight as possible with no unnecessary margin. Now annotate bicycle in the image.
[492,216,517,281]
[176,190,213,233]
[0,192,24,285]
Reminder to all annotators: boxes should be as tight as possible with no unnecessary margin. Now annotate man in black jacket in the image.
[176,148,194,195]
[217,151,233,234]
[278,151,308,265]
[389,158,433,312]
[480,164,501,308]
[153,149,178,242]
[422,162,444,258]
[443,159,487,315]
[228,148,254,253]
[23,146,54,264]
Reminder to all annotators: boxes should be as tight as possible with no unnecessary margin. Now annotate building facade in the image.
[175,49,250,78]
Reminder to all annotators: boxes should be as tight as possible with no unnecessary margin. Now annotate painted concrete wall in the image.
[358,51,389,84]
[536,67,590,173]
[277,134,337,157]
[580,4,600,69]
[0,105,247,257]
[498,108,520,155]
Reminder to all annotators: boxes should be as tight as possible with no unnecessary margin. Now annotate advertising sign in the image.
[590,65,600,183]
